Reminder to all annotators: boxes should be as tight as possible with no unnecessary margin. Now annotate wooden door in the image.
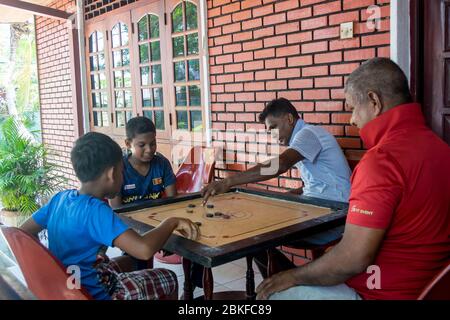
[423,0,450,144]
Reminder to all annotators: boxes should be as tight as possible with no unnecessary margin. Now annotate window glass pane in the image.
[121,23,129,46]
[116,111,125,127]
[143,110,153,121]
[138,16,149,41]
[126,111,133,123]
[89,34,97,53]
[123,70,131,87]
[186,2,198,31]
[139,44,149,63]
[142,89,152,107]
[90,56,98,71]
[112,24,120,48]
[150,14,160,38]
[99,73,107,89]
[172,36,184,57]
[97,32,104,51]
[141,66,150,86]
[187,33,199,55]
[175,86,187,106]
[188,59,200,81]
[188,85,201,106]
[190,110,202,132]
[102,111,109,126]
[122,49,130,66]
[114,71,123,88]
[98,53,105,70]
[150,41,161,61]
[154,110,165,130]
[124,91,132,108]
[91,74,98,90]
[172,3,183,33]
[92,93,98,107]
[174,61,186,82]
[153,88,163,107]
[100,92,108,108]
[113,51,121,67]
[115,91,124,108]
[93,111,99,126]
[176,110,188,130]
[152,64,162,84]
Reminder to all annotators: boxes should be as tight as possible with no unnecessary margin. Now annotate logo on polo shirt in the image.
[351,205,374,216]
[124,184,136,190]
[152,177,163,185]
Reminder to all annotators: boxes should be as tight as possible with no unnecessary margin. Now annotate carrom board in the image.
[123,192,332,247]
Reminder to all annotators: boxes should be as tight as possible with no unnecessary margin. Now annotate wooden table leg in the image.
[267,249,276,277]
[245,255,256,300]
[202,267,214,300]
[182,258,193,300]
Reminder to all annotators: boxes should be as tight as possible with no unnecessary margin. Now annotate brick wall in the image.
[35,0,79,188]
[208,0,390,192]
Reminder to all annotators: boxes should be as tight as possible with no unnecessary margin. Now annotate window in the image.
[85,0,205,144]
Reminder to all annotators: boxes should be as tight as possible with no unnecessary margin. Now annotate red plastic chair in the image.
[175,146,217,194]
[0,226,92,300]
[417,261,450,300]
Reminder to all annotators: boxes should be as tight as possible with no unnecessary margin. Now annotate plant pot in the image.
[0,209,21,227]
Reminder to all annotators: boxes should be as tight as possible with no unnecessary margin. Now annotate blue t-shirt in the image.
[121,153,176,205]
[288,119,351,202]
[32,190,129,300]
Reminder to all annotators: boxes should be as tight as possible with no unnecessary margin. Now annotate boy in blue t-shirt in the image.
[110,117,176,208]
[20,132,199,300]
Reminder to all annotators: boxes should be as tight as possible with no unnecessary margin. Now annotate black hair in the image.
[258,98,300,123]
[126,116,156,140]
[345,57,412,105]
[71,132,123,183]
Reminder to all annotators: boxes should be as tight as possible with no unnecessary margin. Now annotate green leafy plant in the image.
[0,117,65,221]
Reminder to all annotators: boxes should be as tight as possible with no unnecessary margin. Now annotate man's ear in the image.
[287,113,295,125]
[367,91,383,116]
[106,166,115,182]
[125,139,132,150]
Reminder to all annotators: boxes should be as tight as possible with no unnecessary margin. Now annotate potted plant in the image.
[0,117,65,227]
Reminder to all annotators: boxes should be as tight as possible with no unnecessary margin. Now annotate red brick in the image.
[226,103,245,112]
[216,74,234,83]
[214,14,232,27]
[211,84,225,93]
[289,78,314,89]
[288,55,313,67]
[302,65,328,77]
[268,57,287,68]
[244,82,265,91]
[316,101,343,111]
[313,0,341,15]
[216,54,233,64]
[254,26,275,39]
[277,90,301,101]
[331,88,345,99]
[303,89,330,100]
[313,26,340,40]
[264,35,287,48]
[245,103,265,112]
[301,0,329,6]
[303,113,330,124]
[242,0,262,9]
[253,4,274,17]
[209,46,223,56]
[332,113,352,124]
[345,125,360,136]
[301,41,327,54]
[224,63,243,73]
[255,70,276,80]
[329,11,359,25]
[223,43,242,54]
[343,0,375,10]
[217,93,235,102]
[211,103,225,111]
[215,34,233,45]
[277,68,301,79]
[287,7,312,21]
[225,83,244,92]
[279,178,301,189]
[243,40,264,51]
[275,22,300,35]
[208,26,222,37]
[254,48,275,59]
[337,137,361,149]
[276,45,300,57]
[344,48,376,61]
[362,33,390,46]
[322,125,344,136]
[330,38,360,50]
[222,2,241,14]
[263,13,287,26]
[275,0,300,12]
[330,62,360,75]
[315,76,343,88]
[242,18,263,30]
[235,72,254,82]
[301,16,327,30]
[266,80,287,90]
[377,46,390,58]
[235,92,255,102]
[244,60,265,71]
[287,31,313,44]
[213,0,231,7]
[314,51,342,63]
[232,10,252,22]
[256,91,277,101]
[222,22,242,35]
[236,113,256,122]
[233,31,253,42]
[234,51,254,62]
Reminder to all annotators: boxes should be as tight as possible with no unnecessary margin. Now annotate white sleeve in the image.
[288,128,322,163]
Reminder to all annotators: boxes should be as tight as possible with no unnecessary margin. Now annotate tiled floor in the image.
[107,246,264,299]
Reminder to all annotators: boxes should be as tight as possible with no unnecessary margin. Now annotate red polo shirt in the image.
[345,103,450,300]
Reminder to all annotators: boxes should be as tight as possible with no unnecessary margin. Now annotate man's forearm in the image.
[225,162,282,188]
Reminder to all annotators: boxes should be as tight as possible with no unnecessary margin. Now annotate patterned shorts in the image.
[95,259,178,300]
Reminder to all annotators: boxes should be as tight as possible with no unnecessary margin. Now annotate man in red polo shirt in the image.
[256,58,450,300]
